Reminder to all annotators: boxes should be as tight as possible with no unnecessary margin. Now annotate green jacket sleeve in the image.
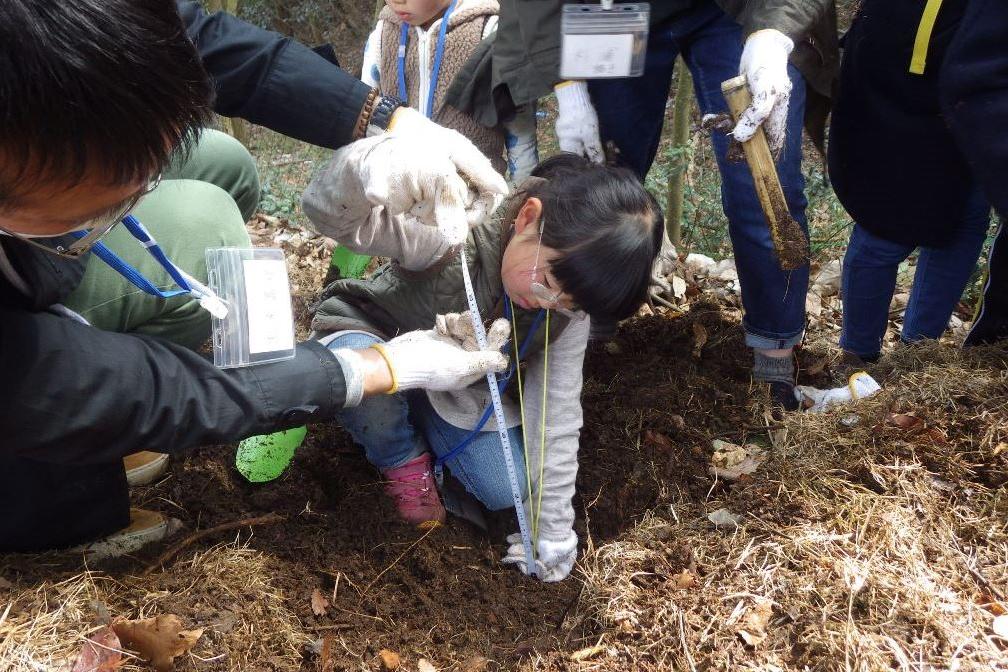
[718,0,832,41]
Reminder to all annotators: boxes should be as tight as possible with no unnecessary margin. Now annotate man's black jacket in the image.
[0,2,372,464]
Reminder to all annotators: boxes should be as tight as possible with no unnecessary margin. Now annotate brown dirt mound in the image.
[3,308,1006,671]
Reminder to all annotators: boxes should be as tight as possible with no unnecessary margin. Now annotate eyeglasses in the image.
[0,174,162,259]
[529,219,584,320]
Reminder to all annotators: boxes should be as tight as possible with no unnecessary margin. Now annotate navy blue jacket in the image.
[941,0,1008,219]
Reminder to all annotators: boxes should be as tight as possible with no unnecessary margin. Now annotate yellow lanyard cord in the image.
[534,309,550,543]
[508,299,534,514]
[910,0,945,75]
[508,299,551,545]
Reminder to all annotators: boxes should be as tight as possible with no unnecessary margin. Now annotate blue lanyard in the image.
[435,300,545,468]
[397,0,458,119]
[70,215,194,299]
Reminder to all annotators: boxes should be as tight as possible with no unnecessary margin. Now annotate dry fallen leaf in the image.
[418,659,438,672]
[310,587,330,617]
[691,322,708,358]
[570,643,607,661]
[461,655,489,672]
[112,614,204,672]
[71,626,123,672]
[737,598,773,646]
[710,440,765,481]
[378,648,401,671]
[707,508,741,529]
[672,569,696,589]
[671,275,688,300]
[993,442,1007,457]
[644,430,675,452]
[887,413,925,433]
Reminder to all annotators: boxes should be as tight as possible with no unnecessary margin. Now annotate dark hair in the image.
[0,0,213,205]
[527,153,664,325]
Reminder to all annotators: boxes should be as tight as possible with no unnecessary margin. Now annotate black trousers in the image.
[0,458,129,552]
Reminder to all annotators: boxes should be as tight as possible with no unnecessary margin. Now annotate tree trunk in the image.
[666,58,694,248]
[207,0,249,148]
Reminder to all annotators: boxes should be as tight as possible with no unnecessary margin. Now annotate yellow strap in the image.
[369,343,399,394]
[910,0,945,75]
[847,370,869,400]
[510,300,535,517]
[533,310,550,543]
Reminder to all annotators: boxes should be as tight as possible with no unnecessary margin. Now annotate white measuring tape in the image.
[458,246,537,576]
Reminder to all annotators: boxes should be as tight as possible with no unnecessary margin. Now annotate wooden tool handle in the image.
[721,75,809,271]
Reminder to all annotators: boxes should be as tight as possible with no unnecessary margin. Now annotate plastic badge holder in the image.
[560,3,650,79]
[206,247,296,368]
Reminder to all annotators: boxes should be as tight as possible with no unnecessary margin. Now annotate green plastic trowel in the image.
[236,426,307,483]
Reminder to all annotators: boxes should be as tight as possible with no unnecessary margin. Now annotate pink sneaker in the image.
[381,453,446,525]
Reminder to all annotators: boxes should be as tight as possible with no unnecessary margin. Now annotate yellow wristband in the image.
[554,80,576,90]
[369,343,399,394]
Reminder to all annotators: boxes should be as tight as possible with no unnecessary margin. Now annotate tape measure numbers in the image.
[458,246,538,576]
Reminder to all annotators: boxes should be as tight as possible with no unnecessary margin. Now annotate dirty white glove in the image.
[648,232,680,308]
[366,107,508,245]
[382,318,511,391]
[732,29,794,154]
[434,312,511,353]
[501,530,578,582]
[554,81,604,163]
[795,372,882,413]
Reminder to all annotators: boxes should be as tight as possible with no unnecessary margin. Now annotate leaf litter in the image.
[1,238,1006,671]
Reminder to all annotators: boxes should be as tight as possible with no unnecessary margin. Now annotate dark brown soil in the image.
[3,306,780,670]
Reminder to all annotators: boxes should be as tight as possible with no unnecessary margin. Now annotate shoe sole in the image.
[125,452,169,487]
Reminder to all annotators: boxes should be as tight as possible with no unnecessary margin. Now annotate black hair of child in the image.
[527,153,664,327]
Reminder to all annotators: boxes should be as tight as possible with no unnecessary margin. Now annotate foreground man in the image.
[0,0,508,555]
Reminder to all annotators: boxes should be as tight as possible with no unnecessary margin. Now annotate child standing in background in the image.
[360,0,537,182]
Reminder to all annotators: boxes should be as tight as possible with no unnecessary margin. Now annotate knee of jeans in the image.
[473,476,519,511]
[322,330,384,351]
[450,452,526,511]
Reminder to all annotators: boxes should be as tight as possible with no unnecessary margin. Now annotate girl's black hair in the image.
[526,153,664,326]
[0,0,213,205]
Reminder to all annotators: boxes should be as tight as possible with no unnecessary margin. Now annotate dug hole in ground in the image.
[1,227,1006,671]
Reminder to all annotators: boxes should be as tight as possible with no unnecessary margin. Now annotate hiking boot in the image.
[74,508,181,562]
[124,451,169,487]
[381,453,446,526]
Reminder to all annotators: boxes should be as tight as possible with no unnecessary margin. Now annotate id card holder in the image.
[560,3,649,79]
[206,247,296,368]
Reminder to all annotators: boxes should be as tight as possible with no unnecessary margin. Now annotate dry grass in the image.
[576,342,1008,671]
[0,541,308,671]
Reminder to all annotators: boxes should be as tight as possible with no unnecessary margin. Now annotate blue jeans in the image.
[588,2,809,349]
[328,331,527,511]
[840,190,992,358]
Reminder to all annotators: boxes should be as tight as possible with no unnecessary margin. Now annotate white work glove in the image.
[554,81,604,164]
[501,530,578,582]
[364,107,509,245]
[382,317,510,391]
[434,312,511,353]
[795,372,882,413]
[732,29,794,154]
